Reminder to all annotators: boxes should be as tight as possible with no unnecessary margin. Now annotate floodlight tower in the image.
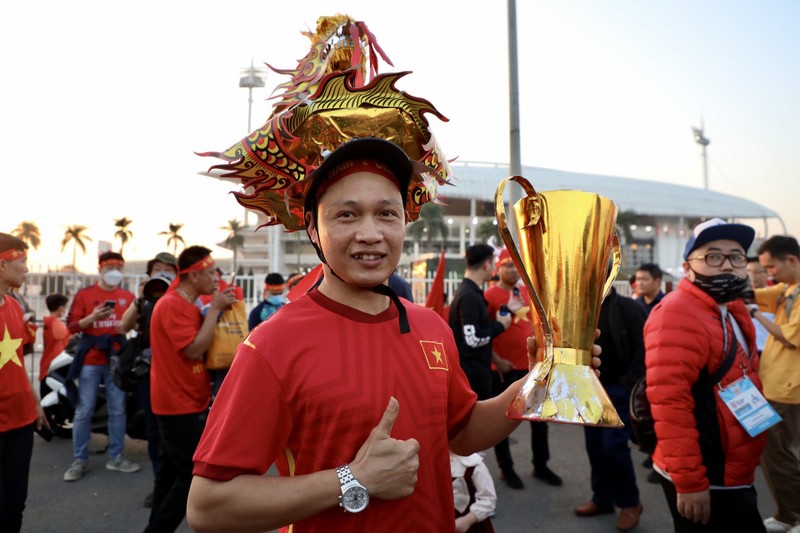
[693,120,710,190]
[240,59,267,133]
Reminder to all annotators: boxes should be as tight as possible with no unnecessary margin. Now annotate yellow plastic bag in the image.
[206,301,247,370]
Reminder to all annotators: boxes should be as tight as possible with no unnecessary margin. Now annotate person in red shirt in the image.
[145,246,237,533]
[187,138,603,533]
[63,252,139,482]
[0,233,47,532]
[39,293,71,394]
[484,249,562,489]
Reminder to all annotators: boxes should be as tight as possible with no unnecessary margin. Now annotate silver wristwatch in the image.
[336,464,370,513]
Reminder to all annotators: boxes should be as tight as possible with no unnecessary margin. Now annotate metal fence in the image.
[17,270,634,326]
[16,270,633,382]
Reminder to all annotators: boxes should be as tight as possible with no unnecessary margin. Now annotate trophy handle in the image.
[494,176,554,380]
[601,232,622,301]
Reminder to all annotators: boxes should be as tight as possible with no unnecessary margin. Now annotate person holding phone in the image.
[145,246,238,532]
[63,251,139,482]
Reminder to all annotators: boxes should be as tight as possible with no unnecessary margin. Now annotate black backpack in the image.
[629,331,739,455]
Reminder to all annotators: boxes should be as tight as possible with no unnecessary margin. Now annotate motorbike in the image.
[40,348,146,440]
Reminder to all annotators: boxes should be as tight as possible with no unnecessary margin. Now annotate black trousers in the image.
[145,412,206,533]
[492,369,550,470]
[0,423,34,533]
[659,475,766,533]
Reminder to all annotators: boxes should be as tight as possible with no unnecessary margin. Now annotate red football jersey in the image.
[194,289,477,532]
[484,284,534,370]
[66,283,134,365]
[150,290,209,415]
[0,297,37,431]
[40,315,70,380]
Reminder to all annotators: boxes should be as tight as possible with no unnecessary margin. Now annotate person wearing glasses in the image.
[644,218,769,532]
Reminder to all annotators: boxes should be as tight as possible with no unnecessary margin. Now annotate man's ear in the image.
[305,212,319,247]
[682,261,692,279]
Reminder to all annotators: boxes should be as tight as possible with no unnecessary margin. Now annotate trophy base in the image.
[506,361,623,428]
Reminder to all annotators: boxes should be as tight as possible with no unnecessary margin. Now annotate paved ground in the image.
[22,420,776,532]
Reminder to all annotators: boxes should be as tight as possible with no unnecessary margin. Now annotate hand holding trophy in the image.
[495,176,622,427]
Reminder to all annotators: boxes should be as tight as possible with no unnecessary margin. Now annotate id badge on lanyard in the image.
[718,375,782,437]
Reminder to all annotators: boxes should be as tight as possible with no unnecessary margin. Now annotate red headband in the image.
[496,249,513,268]
[316,159,400,200]
[0,249,26,261]
[265,283,286,291]
[99,259,125,268]
[179,255,214,275]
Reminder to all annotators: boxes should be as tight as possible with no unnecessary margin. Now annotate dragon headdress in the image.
[200,14,452,231]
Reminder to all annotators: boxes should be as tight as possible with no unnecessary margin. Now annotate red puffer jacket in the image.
[644,278,767,493]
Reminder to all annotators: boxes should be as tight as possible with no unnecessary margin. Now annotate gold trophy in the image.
[495,176,623,427]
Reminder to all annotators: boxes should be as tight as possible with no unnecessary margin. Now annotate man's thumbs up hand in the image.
[350,397,420,500]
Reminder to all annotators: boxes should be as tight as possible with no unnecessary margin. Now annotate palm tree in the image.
[12,221,42,250]
[61,225,93,272]
[406,204,449,253]
[113,217,134,255]
[221,219,246,273]
[477,219,501,244]
[159,223,186,256]
[616,210,637,246]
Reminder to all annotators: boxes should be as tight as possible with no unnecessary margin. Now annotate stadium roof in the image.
[446,161,781,223]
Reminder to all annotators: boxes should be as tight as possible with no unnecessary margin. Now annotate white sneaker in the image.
[764,517,792,533]
[106,455,141,473]
[64,459,88,482]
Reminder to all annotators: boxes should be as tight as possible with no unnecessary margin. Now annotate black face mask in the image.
[690,270,749,303]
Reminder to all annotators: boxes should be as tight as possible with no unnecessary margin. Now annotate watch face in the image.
[342,485,369,513]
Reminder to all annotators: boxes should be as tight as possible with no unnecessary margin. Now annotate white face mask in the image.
[102,269,123,287]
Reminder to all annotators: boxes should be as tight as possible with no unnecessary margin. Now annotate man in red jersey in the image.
[63,251,140,482]
[484,249,562,489]
[145,246,237,533]
[0,233,47,532]
[187,138,602,533]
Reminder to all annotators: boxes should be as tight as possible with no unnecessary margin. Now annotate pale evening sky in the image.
[2,1,798,273]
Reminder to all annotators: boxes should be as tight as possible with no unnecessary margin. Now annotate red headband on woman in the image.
[0,249,26,261]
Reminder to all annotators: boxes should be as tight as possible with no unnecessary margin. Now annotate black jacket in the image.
[597,289,646,390]
[448,279,505,375]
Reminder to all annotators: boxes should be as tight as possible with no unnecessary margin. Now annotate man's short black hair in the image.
[265,273,285,286]
[0,232,27,255]
[45,293,69,312]
[636,263,662,280]
[98,251,124,264]
[758,235,800,261]
[465,244,495,269]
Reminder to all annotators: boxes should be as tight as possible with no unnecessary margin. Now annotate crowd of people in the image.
[1,143,799,532]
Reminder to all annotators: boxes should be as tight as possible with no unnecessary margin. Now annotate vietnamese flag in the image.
[425,251,447,319]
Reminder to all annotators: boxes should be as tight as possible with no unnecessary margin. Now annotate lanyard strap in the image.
[713,313,740,386]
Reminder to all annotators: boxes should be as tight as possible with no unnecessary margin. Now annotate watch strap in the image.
[336,464,355,486]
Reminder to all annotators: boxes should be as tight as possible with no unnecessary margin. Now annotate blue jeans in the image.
[583,383,640,508]
[72,364,126,461]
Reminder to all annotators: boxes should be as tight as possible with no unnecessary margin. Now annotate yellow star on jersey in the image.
[431,346,443,364]
[0,325,23,370]
[513,305,531,324]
